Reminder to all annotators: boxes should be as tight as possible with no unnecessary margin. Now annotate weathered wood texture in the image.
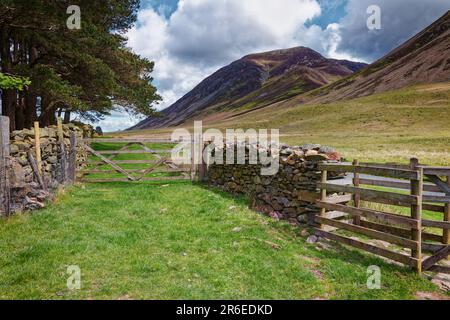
[34,121,42,174]
[0,116,11,216]
[27,151,46,190]
[68,132,77,184]
[57,118,67,183]
[409,158,422,273]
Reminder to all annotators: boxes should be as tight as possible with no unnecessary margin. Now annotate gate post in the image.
[352,159,361,225]
[0,116,11,217]
[444,175,450,245]
[410,158,423,274]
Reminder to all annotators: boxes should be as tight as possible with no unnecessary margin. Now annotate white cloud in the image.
[97,0,449,131]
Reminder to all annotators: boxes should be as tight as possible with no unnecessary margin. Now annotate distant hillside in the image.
[131,47,366,129]
[309,10,450,103]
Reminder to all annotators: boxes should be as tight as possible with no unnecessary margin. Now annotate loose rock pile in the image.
[208,143,341,226]
[8,123,93,212]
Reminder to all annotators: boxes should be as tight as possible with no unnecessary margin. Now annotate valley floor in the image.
[0,181,446,300]
[121,82,450,166]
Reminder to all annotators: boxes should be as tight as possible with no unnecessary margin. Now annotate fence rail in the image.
[315,158,450,274]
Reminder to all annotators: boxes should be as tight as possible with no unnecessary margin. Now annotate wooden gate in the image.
[315,158,450,274]
[78,138,192,183]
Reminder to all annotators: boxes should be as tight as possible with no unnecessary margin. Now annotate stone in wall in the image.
[8,123,91,212]
[208,143,342,226]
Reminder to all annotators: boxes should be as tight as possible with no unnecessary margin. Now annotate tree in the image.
[0,0,161,131]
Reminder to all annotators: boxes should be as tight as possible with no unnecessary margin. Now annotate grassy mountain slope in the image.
[307,10,450,103]
[131,47,366,129]
[122,82,450,165]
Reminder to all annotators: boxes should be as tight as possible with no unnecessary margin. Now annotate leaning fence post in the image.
[34,121,42,175]
[68,131,77,184]
[57,118,67,184]
[0,116,11,217]
[410,158,423,274]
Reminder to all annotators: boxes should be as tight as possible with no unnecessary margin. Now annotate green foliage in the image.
[0,0,161,127]
[0,73,31,91]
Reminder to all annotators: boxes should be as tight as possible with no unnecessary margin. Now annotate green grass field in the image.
[0,181,443,299]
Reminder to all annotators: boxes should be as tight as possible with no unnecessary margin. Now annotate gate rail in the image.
[78,138,192,183]
[315,158,450,274]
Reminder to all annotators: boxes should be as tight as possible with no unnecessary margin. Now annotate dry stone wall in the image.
[207,143,341,225]
[8,123,93,212]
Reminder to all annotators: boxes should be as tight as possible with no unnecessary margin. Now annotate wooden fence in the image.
[77,138,208,183]
[315,158,450,274]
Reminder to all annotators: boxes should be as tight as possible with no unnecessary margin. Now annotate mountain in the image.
[309,10,450,103]
[131,47,367,129]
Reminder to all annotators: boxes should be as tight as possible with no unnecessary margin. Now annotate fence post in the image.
[318,168,328,230]
[34,121,42,175]
[190,136,196,181]
[199,141,209,183]
[410,158,423,274]
[68,131,77,184]
[352,159,361,225]
[444,175,450,246]
[0,116,11,217]
[57,118,67,184]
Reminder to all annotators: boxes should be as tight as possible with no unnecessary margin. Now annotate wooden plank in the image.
[318,163,420,180]
[87,160,160,165]
[135,158,167,181]
[317,183,419,207]
[422,242,447,254]
[422,203,445,213]
[422,219,450,230]
[82,144,136,181]
[315,216,418,249]
[422,246,450,270]
[359,178,442,193]
[81,176,190,183]
[87,138,175,143]
[27,151,46,190]
[421,167,450,176]
[422,195,450,203]
[82,168,187,174]
[34,121,42,174]
[68,132,77,184]
[360,162,410,169]
[425,175,450,195]
[0,116,11,217]
[97,150,172,155]
[322,194,353,204]
[428,265,450,274]
[324,211,349,219]
[317,202,419,229]
[314,229,417,267]
[359,220,443,243]
[410,158,423,273]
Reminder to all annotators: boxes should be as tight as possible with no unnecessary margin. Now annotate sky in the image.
[95,0,450,132]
